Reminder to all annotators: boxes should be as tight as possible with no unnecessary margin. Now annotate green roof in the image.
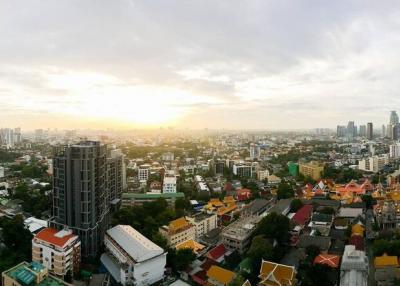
[122,192,185,199]
[4,262,70,286]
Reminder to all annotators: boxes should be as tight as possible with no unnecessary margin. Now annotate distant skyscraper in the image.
[51,141,110,258]
[367,123,373,140]
[337,125,347,137]
[359,125,367,137]
[347,121,356,141]
[388,111,400,140]
[390,111,399,125]
[382,125,386,138]
[249,144,261,160]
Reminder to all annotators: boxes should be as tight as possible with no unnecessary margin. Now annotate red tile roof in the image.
[349,235,365,251]
[292,205,313,226]
[314,254,340,268]
[35,228,76,248]
[207,244,226,261]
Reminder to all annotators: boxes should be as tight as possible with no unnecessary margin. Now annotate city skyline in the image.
[2,1,400,129]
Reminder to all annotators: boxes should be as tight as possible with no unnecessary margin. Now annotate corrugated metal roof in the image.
[107,225,164,262]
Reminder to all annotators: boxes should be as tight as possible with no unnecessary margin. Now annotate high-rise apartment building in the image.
[367,123,373,140]
[359,125,367,137]
[388,111,400,140]
[336,125,347,137]
[106,149,126,202]
[51,141,109,259]
[389,143,400,159]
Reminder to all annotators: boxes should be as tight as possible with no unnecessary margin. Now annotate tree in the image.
[305,245,320,262]
[168,248,196,273]
[256,212,290,243]
[247,236,273,262]
[290,199,303,212]
[298,263,334,286]
[361,195,374,209]
[277,181,294,199]
[319,207,335,215]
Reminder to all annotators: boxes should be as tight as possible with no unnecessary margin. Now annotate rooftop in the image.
[122,192,184,199]
[35,228,77,248]
[206,265,236,285]
[3,262,71,286]
[106,225,164,263]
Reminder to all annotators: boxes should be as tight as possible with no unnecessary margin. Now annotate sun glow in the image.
[45,71,213,127]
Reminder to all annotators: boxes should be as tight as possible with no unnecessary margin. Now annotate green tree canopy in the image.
[256,212,290,244]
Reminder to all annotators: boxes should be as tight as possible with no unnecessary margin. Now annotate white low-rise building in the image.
[101,225,166,286]
[32,228,81,277]
[163,175,177,193]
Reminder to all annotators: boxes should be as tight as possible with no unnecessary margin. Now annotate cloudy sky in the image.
[1,0,400,130]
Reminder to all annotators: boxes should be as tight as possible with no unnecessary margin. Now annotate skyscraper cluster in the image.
[336,121,373,141]
[0,128,22,148]
[51,141,125,258]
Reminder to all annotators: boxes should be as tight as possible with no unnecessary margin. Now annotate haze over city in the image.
[2,0,400,130]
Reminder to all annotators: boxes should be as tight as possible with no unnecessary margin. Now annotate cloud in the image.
[1,0,400,129]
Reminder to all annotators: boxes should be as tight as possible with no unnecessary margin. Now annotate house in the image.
[176,239,206,256]
[374,254,400,286]
[292,205,313,226]
[101,225,167,286]
[340,245,369,286]
[297,235,332,253]
[309,213,333,236]
[206,244,230,263]
[242,199,272,216]
[206,265,236,286]
[269,198,293,216]
[314,254,340,268]
[258,260,296,286]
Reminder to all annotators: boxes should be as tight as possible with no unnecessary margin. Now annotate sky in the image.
[1,0,400,130]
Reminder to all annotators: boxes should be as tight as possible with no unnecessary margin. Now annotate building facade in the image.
[101,225,166,286]
[299,161,324,181]
[51,141,109,259]
[32,228,81,277]
[159,217,196,246]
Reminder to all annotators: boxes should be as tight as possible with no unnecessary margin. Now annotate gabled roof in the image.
[314,254,340,268]
[292,205,313,225]
[207,244,227,261]
[349,235,365,251]
[176,239,205,254]
[311,213,333,223]
[169,217,190,232]
[106,225,164,263]
[206,265,235,285]
[35,228,77,248]
[259,260,295,286]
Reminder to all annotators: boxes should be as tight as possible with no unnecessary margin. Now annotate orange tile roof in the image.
[351,224,365,237]
[374,253,400,268]
[223,196,236,204]
[217,203,237,216]
[314,254,340,268]
[35,228,75,248]
[176,239,205,253]
[259,260,295,286]
[169,217,189,232]
[209,198,224,207]
[207,265,236,285]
